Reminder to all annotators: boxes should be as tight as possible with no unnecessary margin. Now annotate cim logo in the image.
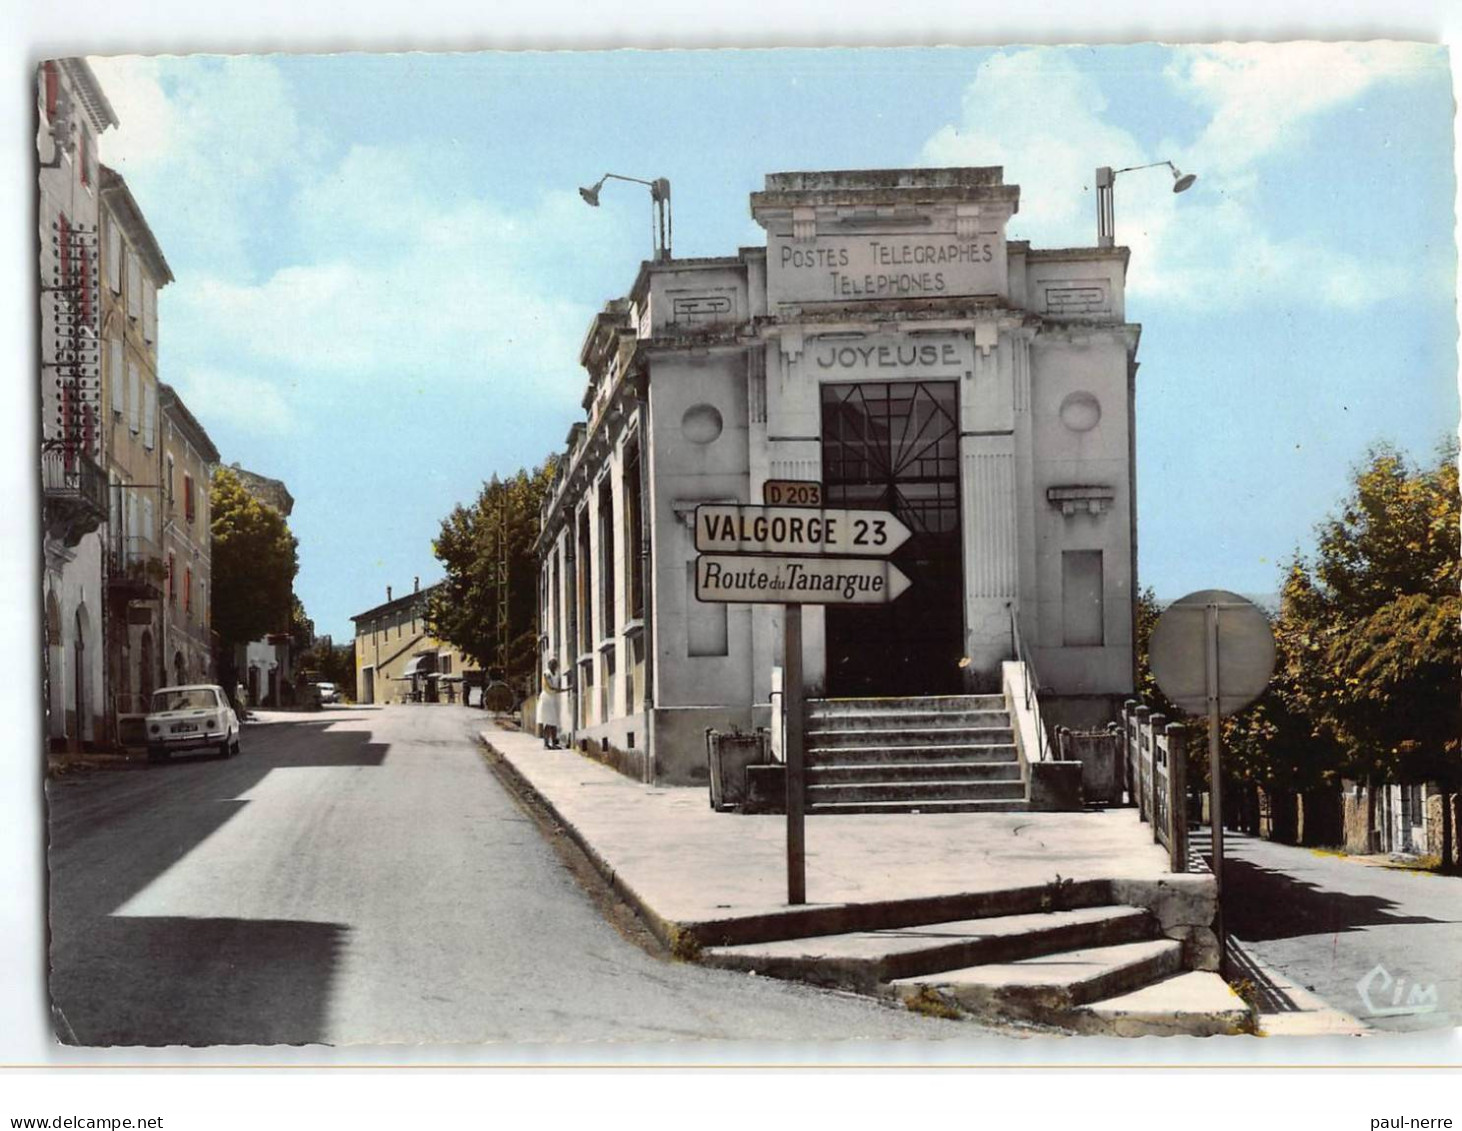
[1356,964,1439,1017]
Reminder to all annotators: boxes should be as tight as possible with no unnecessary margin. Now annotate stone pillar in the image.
[960,327,1019,682]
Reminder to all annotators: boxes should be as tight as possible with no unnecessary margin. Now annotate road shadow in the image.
[46,716,392,1047]
[1221,852,1451,942]
[51,916,348,1046]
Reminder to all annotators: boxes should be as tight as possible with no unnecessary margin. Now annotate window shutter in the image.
[43,63,58,120]
[143,280,156,344]
[126,250,140,321]
[168,553,176,603]
[128,363,140,433]
[107,222,121,294]
[79,127,90,187]
[185,475,195,523]
[142,495,154,546]
[110,339,123,415]
[184,567,192,614]
[143,383,156,450]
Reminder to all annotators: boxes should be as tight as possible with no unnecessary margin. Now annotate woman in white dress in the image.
[535,658,562,748]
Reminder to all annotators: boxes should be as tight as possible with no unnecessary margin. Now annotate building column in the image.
[960,325,1019,681]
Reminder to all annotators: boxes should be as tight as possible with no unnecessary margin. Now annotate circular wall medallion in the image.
[681,403,724,444]
[1059,391,1102,432]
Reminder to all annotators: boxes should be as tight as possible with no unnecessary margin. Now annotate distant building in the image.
[538,167,1142,784]
[39,59,118,751]
[158,384,220,688]
[98,164,173,740]
[351,581,472,705]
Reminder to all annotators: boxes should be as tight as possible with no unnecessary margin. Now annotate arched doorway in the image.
[139,630,155,703]
[73,607,89,744]
[173,651,186,687]
[45,591,64,743]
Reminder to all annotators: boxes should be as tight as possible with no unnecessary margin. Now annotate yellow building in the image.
[351,581,473,705]
[98,163,174,741]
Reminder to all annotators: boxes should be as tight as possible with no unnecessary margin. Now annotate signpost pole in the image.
[1205,601,1226,970]
[785,602,806,905]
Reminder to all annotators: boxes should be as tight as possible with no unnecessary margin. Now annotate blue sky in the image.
[85,44,1457,641]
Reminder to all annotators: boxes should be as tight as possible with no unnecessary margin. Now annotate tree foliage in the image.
[428,458,557,693]
[210,465,299,648]
[1281,442,1461,787]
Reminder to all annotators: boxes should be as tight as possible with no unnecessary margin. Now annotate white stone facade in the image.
[539,168,1142,784]
[39,60,117,749]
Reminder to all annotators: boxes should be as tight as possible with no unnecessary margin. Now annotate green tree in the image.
[211,465,300,703]
[428,458,556,696]
[1283,442,1460,867]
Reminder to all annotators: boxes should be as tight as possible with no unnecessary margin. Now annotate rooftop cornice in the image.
[158,383,220,464]
[57,58,118,132]
[99,166,175,285]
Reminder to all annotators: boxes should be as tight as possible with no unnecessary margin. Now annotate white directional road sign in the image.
[695,554,913,605]
[694,504,912,558]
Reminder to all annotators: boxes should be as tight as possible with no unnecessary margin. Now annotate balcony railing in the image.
[41,447,107,545]
[108,535,166,598]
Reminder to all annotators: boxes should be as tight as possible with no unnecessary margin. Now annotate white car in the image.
[146,684,241,762]
[314,681,339,704]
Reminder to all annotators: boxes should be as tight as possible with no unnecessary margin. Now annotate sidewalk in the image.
[480,723,1213,951]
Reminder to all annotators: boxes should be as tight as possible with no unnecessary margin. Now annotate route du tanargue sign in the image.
[693,502,913,605]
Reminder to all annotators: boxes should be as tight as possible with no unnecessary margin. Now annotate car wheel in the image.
[231,735,241,757]
[219,735,232,759]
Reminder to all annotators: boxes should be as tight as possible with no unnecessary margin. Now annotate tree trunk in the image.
[1442,788,1456,875]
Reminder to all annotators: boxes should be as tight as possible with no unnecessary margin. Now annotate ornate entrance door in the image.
[820,380,963,696]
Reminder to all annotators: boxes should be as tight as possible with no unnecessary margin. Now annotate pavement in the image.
[47,704,971,1047]
[480,723,1205,946]
[1216,831,1462,1034]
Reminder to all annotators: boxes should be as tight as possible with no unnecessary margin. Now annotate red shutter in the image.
[44,63,58,120]
[184,568,192,614]
[82,403,96,456]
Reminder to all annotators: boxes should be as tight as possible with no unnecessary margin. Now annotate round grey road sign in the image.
[1148,589,1276,716]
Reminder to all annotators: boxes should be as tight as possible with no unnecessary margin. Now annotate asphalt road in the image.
[47,704,964,1048]
[1217,831,1462,1032]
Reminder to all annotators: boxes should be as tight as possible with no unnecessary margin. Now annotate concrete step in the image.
[808,779,1027,804]
[806,743,1019,765]
[682,878,1118,948]
[806,798,1030,815]
[808,761,1023,784]
[810,695,1006,713]
[891,938,1184,1022]
[806,710,1012,731]
[807,726,1015,749]
[702,905,1157,994]
[1069,971,1254,1037]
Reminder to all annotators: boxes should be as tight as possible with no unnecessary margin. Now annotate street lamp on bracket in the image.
[1095,160,1197,248]
[579,172,673,262]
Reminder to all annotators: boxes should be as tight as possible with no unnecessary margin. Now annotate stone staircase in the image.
[700,883,1249,1036]
[806,694,1027,815]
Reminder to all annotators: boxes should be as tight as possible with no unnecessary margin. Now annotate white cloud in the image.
[173,369,296,436]
[88,55,307,272]
[1166,42,1440,179]
[920,44,1436,313]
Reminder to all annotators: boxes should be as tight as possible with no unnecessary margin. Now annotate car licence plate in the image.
[173,723,197,733]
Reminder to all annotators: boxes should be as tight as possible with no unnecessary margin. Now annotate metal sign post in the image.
[784,602,806,905]
[687,480,913,908]
[1205,601,1226,968]
[1148,589,1276,976]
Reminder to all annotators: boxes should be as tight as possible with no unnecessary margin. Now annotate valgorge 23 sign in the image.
[694,504,913,557]
[696,554,912,605]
